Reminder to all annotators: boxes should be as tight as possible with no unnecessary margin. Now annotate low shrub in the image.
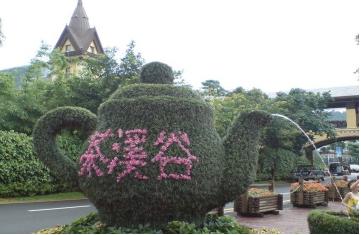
[0,130,82,197]
[0,131,54,197]
[308,210,358,234]
[36,213,252,234]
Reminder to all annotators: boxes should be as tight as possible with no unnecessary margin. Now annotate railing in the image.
[329,120,347,128]
[335,128,359,135]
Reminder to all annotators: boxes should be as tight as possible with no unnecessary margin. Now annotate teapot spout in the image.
[221,110,271,203]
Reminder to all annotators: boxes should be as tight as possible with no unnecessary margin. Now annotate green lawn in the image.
[0,192,86,204]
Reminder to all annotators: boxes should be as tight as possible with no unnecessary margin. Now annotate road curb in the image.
[0,197,88,205]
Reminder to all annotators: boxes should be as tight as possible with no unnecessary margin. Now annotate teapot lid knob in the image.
[140,61,174,84]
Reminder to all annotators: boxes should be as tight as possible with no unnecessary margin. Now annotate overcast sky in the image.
[0,0,360,92]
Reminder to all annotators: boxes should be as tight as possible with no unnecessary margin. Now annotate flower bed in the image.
[36,213,253,234]
[326,180,350,201]
[290,182,328,208]
[234,188,283,216]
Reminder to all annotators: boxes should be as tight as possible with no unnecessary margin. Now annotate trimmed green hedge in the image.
[33,106,97,188]
[93,93,226,226]
[222,110,271,202]
[109,83,202,100]
[0,130,79,197]
[32,62,270,228]
[140,61,174,84]
[37,213,251,234]
[308,210,359,234]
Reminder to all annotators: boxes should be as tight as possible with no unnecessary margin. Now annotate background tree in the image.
[0,18,4,46]
[118,41,145,82]
[206,82,335,181]
[272,89,334,137]
[201,79,228,97]
[210,86,272,137]
[347,140,359,163]
[0,73,17,130]
[0,41,145,134]
[261,89,334,180]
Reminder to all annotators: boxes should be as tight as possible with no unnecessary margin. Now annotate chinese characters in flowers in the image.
[79,129,198,182]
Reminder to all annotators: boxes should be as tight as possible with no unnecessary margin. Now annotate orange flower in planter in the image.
[290,182,328,192]
[327,180,348,188]
[248,188,275,197]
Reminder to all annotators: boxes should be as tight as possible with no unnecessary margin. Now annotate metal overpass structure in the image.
[304,86,359,162]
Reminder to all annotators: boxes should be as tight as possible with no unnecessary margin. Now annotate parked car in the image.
[350,164,359,173]
[290,165,325,181]
[329,162,351,176]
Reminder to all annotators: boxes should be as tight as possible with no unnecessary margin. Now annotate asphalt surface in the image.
[1,177,357,234]
[0,199,96,234]
[1,184,291,234]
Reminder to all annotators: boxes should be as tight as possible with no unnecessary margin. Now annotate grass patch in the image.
[0,192,86,204]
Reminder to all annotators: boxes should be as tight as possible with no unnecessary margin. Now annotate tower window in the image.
[65,44,73,52]
[88,46,96,54]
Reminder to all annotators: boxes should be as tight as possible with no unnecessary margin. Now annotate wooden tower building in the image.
[54,0,104,58]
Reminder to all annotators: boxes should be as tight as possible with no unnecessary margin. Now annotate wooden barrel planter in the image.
[326,180,350,201]
[290,180,328,208]
[327,186,350,201]
[234,185,283,217]
[291,191,328,208]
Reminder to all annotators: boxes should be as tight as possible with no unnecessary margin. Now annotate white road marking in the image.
[28,205,91,212]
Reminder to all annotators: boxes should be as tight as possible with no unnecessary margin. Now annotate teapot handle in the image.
[33,106,97,188]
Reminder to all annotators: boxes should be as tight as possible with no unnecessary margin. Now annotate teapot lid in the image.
[109,62,202,100]
[140,62,174,84]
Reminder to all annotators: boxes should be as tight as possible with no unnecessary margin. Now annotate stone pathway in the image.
[229,202,344,234]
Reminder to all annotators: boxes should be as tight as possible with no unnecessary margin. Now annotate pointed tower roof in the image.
[69,0,90,36]
[54,0,104,56]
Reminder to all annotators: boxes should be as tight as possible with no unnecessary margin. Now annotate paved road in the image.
[1,178,355,233]
[0,199,96,234]
[2,184,291,234]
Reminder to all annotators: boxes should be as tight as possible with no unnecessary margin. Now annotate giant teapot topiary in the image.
[33,62,271,227]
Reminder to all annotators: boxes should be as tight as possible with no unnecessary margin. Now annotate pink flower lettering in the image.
[152,131,198,180]
[78,129,198,182]
[115,129,149,182]
[79,129,113,177]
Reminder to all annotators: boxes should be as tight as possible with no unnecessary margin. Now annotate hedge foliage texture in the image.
[32,62,270,227]
[140,61,174,84]
[32,107,97,188]
[0,131,78,197]
[308,210,358,234]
